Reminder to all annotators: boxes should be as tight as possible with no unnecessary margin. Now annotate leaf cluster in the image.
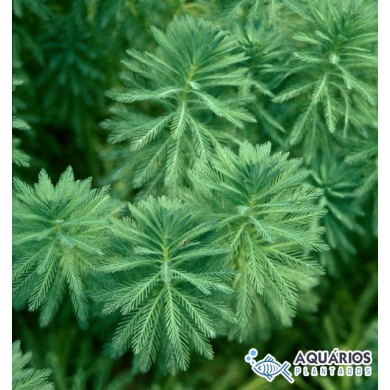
[189,141,327,338]
[94,196,235,374]
[103,15,255,196]
[13,167,121,327]
[273,0,377,161]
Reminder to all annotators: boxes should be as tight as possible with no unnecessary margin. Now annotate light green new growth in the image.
[12,167,121,327]
[103,15,255,195]
[94,196,235,374]
[12,340,53,390]
[190,142,328,339]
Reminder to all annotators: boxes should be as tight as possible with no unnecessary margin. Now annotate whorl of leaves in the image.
[190,142,328,339]
[103,15,255,195]
[94,196,235,374]
[12,167,121,327]
[273,0,377,161]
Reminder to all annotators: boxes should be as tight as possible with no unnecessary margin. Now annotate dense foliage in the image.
[12,0,377,389]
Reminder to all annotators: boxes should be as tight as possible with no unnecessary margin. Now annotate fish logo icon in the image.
[244,348,294,384]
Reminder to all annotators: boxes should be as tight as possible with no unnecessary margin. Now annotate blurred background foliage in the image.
[13,0,377,388]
